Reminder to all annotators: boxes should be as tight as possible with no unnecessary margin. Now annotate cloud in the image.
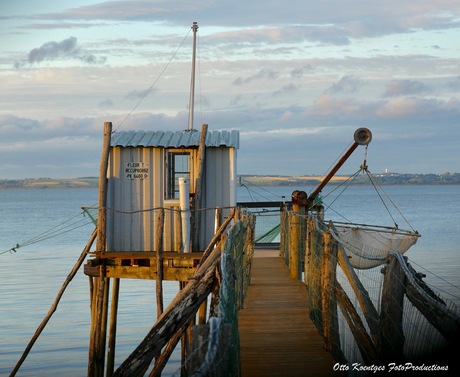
[28,36,78,63]
[98,99,114,109]
[272,83,299,97]
[15,36,106,67]
[126,88,155,100]
[207,25,352,47]
[326,76,363,94]
[232,68,279,86]
[32,1,460,40]
[384,79,431,97]
[448,76,460,90]
[311,94,362,117]
[375,96,460,119]
[2,1,460,177]
[0,115,101,142]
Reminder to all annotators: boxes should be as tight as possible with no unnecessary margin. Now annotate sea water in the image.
[1,185,459,376]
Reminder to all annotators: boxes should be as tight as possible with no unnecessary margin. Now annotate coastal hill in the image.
[1,172,459,189]
[240,172,460,186]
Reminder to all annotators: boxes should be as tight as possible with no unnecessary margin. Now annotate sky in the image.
[1,0,459,179]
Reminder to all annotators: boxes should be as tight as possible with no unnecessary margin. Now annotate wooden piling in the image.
[89,121,112,377]
[99,278,110,375]
[96,121,111,257]
[192,123,208,251]
[156,208,165,316]
[307,218,323,329]
[290,191,307,279]
[379,253,406,363]
[279,206,287,260]
[304,215,311,286]
[337,245,380,344]
[321,231,343,361]
[290,208,305,279]
[106,278,120,377]
[336,282,378,364]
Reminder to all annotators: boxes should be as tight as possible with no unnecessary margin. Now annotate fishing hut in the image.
[84,122,239,376]
[105,125,238,253]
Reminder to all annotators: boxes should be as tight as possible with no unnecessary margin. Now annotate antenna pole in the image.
[188,22,198,131]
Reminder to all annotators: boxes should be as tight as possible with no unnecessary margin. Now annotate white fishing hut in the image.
[105,127,239,253]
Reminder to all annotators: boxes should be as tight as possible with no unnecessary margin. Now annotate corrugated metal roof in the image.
[111,129,239,149]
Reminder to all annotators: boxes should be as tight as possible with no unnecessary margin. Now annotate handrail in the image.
[280,210,460,366]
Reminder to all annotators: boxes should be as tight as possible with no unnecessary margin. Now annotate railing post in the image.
[379,253,406,363]
[321,231,343,361]
[307,218,322,329]
[304,216,311,286]
[290,191,307,279]
[279,206,287,259]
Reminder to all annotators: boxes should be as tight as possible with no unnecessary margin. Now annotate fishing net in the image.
[331,223,419,269]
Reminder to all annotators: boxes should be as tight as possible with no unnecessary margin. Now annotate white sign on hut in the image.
[105,127,239,253]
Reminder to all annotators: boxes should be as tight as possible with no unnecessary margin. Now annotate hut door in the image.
[166,150,191,199]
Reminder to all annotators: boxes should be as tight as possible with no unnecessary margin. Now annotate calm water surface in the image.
[1,185,459,376]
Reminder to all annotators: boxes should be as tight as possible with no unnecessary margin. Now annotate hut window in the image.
[166,151,190,199]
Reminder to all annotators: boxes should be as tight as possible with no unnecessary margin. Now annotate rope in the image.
[321,168,362,211]
[365,168,417,232]
[113,27,192,133]
[1,210,95,255]
[239,181,256,203]
[238,177,285,203]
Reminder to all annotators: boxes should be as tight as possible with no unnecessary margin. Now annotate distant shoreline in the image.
[1,172,459,189]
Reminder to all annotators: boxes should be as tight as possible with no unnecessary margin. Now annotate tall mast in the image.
[188,21,198,131]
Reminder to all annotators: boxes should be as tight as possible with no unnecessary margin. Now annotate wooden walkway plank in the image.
[238,249,340,377]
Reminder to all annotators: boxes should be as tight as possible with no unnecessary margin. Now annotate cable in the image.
[365,168,417,232]
[321,168,362,208]
[113,27,192,133]
[238,177,284,202]
[1,210,95,255]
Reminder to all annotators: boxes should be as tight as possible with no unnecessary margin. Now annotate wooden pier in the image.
[239,248,339,377]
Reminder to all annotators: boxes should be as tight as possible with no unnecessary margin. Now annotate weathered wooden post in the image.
[307,217,323,329]
[337,246,380,344]
[304,215,312,286]
[279,205,287,259]
[89,121,112,377]
[106,277,120,377]
[290,190,307,279]
[379,253,406,363]
[156,208,165,316]
[321,231,343,361]
[192,123,208,251]
[96,121,111,257]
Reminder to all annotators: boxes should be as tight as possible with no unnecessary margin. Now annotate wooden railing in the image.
[280,209,460,366]
[111,208,255,377]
